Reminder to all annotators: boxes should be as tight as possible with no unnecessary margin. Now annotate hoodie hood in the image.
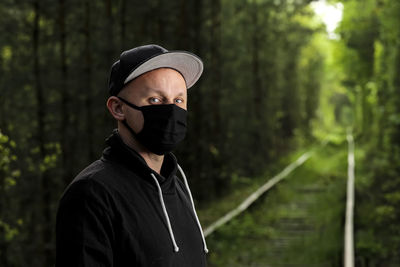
[103,129,178,189]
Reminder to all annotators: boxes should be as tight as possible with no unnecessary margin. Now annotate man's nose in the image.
[164,99,175,105]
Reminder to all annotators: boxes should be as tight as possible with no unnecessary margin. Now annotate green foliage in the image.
[204,143,347,266]
[0,131,19,190]
[333,0,400,264]
[3,0,400,265]
[0,220,20,242]
[0,0,324,265]
[0,130,22,266]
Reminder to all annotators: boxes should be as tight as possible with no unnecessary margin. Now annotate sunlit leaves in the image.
[0,131,19,190]
[0,220,19,242]
[335,0,400,263]
[0,130,21,256]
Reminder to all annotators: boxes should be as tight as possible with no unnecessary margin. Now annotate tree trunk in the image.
[209,0,224,196]
[33,1,52,265]
[177,0,188,48]
[250,0,264,163]
[392,44,400,147]
[84,0,94,161]
[251,1,262,122]
[105,0,114,65]
[188,0,206,199]
[58,0,71,185]
[120,0,127,50]
[103,0,115,136]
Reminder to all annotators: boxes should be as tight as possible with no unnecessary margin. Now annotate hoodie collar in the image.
[102,129,178,187]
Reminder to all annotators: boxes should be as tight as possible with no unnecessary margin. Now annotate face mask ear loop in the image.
[122,119,140,139]
[117,96,142,110]
[118,97,142,141]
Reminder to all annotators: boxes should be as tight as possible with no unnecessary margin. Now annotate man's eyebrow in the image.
[142,88,185,96]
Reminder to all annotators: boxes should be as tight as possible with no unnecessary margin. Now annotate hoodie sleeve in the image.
[56,179,115,267]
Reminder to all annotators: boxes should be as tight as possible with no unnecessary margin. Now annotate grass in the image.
[200,140,350,266]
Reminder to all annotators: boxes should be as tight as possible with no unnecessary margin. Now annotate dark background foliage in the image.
[1,0,400,266]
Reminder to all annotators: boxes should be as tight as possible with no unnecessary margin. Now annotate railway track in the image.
[205,136,355,266]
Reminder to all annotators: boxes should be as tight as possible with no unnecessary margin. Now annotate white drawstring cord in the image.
[150,173,180,253]
[177,165,209,254]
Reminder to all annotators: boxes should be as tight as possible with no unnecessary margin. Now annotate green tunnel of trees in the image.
[1,0,400,266]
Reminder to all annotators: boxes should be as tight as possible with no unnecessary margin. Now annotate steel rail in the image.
[204,151,313,237]
[344,130,355,267]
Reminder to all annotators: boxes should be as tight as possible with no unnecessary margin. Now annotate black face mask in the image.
[118,97,187,155]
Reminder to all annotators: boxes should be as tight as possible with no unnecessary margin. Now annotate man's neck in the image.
[118,126,164,174]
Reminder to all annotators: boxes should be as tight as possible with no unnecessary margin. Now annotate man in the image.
[56,44,208,267]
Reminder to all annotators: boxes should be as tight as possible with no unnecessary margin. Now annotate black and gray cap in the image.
[108,44,203,96]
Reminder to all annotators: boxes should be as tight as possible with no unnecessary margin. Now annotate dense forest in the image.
[336,0,400,265]
[0,0,399,266]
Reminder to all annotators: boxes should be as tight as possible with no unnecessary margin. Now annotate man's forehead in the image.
[142,67,185,81]
[120,70,187,97]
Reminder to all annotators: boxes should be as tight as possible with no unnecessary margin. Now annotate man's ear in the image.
[106,96,125,121]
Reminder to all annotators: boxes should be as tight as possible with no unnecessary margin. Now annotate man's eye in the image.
[175,99,183,104]
[150,98,161,103]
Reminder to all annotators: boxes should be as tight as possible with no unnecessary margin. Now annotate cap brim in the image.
[123,51,203,89]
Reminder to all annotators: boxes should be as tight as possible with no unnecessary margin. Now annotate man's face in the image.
[118,68,187,134]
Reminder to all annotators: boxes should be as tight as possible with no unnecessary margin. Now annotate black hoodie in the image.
[55,131,207,266]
